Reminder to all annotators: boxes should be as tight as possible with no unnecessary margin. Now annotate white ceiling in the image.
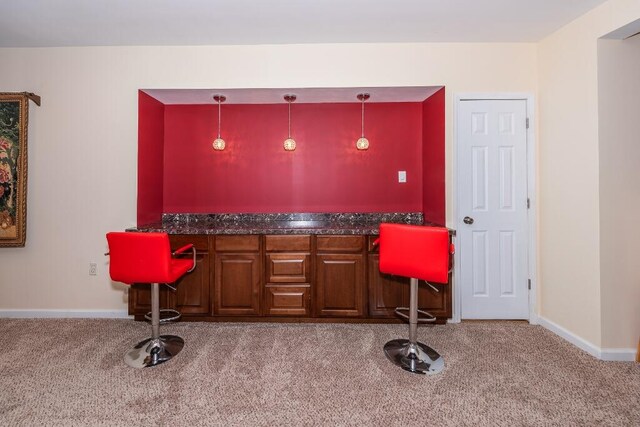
[0,0,607,47]
[144,86,443,105]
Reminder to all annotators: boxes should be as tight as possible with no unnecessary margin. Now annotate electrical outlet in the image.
[89,262,97,276]
[398,171,407,183]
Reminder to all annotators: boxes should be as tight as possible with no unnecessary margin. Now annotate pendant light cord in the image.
[288,101,292,139]
[217,99,221,139]
[361,98,365,138]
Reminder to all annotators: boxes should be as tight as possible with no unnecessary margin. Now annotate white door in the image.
[458,99,529,319]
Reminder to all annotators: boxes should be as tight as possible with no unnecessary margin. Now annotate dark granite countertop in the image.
[130,213,451,235]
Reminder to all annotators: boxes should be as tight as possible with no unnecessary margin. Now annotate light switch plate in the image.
[398,171,407,183]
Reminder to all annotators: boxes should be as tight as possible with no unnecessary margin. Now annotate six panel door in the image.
[458,99,529,319]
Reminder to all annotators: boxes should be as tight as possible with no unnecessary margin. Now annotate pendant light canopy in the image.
[212,94,226,151]
[356,93,370,150]
[283,94,297,151]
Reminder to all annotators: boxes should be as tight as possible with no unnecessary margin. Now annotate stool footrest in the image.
[144,309,181,324]
[394,307,437,323]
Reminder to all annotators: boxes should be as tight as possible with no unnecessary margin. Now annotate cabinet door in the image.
[168,251,211,316]
[264,284,311,316]
[128,283,169,317]
[417,277,451,319]
[316,254,365,317]
[214,253,261,316]
[367,254,409,317]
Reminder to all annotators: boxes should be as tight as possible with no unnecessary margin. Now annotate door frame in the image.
[452,93,538,324]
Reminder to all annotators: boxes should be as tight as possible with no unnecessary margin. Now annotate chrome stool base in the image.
[124,335,184,368]
[384,339,444,375]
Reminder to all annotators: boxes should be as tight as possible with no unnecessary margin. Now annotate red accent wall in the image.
[162,102,423,213]
[137,91,165,225]
[421,88,446,225]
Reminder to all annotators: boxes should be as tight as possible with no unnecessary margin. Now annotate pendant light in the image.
[283,94,297,151]
[356,93,370,150]
[212,94,226,151]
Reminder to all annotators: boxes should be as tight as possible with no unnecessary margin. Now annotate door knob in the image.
[463,216,474,225]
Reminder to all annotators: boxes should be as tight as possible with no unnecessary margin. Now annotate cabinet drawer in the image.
[265,235,311,251]
[266,253,310,283]
[316,235,364,253]
[169,234,209,251]
[264,285,310,316]
[215,235,260,252]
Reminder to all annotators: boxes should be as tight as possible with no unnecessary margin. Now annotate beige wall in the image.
[597,35,640,349]
[538,0,640,349]
[0,43,537,310]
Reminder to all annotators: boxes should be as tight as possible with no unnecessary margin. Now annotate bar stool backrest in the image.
[378,223,450,283]
[106,232,172,284]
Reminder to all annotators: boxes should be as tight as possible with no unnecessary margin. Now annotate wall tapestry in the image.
[0,92,40,247]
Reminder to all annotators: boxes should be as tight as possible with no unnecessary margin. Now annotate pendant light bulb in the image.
[356,93,370,150]
[212,95,226,151]
[283,94,297,151]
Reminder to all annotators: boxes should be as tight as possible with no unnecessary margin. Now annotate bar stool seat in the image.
[106,232,195,368]
[376,223,453,375]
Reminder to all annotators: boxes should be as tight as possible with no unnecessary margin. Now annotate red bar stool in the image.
[106,232,195,368]
[375,223,454,375]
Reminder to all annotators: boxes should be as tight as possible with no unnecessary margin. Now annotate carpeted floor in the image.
[0,319,638,426]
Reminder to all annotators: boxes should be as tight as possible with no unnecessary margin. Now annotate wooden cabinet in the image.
[367,253,409,317]
[214,236,261,316]
[128,231,452,322]
[264,235,311,316]
[316,235,365,317]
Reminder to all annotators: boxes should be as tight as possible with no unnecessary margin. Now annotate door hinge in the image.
[527,198,530,209]
[526,118,530,129]
[528,279,531,290]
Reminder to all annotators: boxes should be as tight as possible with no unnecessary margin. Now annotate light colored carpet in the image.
[0,319,638,426]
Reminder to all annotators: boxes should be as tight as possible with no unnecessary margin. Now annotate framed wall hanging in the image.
[0,92,40,247]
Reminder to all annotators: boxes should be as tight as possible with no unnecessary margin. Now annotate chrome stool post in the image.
[124,282,185,368]
[383,278,445,375]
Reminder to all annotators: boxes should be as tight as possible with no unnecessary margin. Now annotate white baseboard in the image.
[600,348,638,362]
[0,309,131,319]
[538,316,636,362]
